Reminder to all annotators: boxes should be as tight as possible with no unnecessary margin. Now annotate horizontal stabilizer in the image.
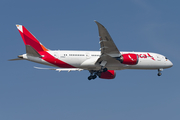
[8,58,24,61]
[34,67,83,72]
[26,45,41,57]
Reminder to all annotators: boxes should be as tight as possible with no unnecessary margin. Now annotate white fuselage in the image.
[13,23,173,79]
[23,50,173,71]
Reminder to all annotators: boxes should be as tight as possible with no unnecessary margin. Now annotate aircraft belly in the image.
[27,56,57,67]
[59,57,86,67]
[80,57,99,68]
[79,57,126,70]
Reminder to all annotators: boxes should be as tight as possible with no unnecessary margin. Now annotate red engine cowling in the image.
[119,53,139,65]
[98,70,116,79]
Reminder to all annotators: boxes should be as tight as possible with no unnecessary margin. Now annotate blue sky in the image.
[1,0,180,120]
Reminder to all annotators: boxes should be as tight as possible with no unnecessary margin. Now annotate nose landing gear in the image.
[158,68,163,76]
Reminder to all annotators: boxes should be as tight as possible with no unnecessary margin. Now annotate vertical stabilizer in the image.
[16,25,48,53]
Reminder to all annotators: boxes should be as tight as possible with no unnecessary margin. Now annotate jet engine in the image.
[118,53,139,65]
[98,70,116,79]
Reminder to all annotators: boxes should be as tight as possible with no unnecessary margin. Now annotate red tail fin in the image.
[16,25,48,52]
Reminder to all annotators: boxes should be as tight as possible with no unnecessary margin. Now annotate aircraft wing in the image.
[95,53,120,66]
[94,21,120,57]
[94,21,121,67]
[34,67,83,72]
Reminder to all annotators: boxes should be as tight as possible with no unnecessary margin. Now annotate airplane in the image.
[9,21,173,80]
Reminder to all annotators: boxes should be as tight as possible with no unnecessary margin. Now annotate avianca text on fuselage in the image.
[138,53,155,60]
[9,21,173,80]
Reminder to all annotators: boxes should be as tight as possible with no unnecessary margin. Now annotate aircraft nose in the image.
[167,60,173,68]
[170,60,173,67]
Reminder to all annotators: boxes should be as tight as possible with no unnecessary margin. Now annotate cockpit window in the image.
[165,57,168,59]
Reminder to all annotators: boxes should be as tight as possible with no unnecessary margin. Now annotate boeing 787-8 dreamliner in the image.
[10,21,173,80]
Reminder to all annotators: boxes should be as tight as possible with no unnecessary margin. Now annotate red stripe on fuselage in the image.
[39,51,75,68]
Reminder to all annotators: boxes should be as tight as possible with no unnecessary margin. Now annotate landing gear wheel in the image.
[158,73,162,76]
[88,75,97,80]
[157,68,163,76]
[92,75,97,79]
[103,68,108,72]
[88,68,106,80]
[88,76,92,80]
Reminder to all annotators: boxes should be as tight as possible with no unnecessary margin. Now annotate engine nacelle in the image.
[98,70,116,79]
[119,53,139,65]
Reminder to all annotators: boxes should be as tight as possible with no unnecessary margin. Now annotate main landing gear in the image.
[88,67,108,80]
[157,68,163,76]
[88,74,97,80]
